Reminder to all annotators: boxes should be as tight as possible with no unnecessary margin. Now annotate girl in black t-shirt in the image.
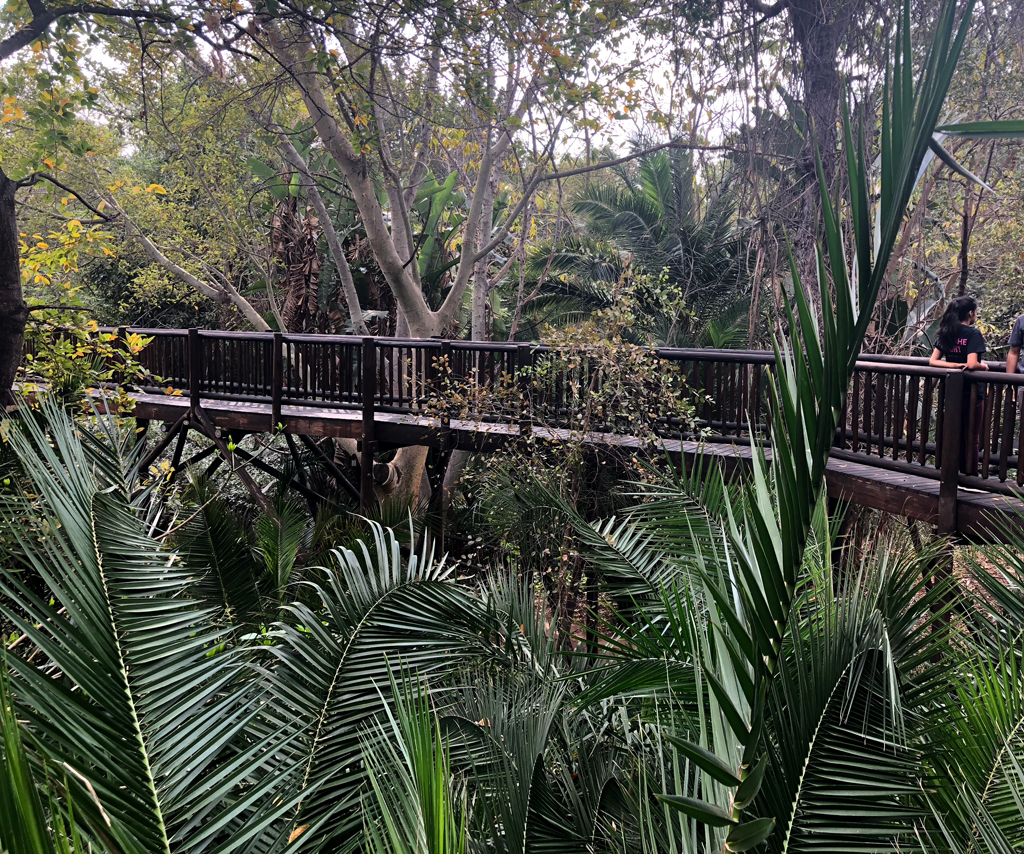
[929,296,988,473]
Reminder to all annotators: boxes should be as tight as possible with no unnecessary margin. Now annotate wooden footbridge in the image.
[34,327,1024,541]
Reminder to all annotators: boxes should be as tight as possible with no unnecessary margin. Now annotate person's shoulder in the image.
[1010,314,1024,346]
[967,324,986,349]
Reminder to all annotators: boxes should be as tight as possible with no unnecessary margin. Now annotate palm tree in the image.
[508,148,752,347]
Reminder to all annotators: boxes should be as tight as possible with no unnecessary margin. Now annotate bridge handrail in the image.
[21,326,1024,515]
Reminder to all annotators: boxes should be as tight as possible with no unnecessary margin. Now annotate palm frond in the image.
[267,523,492,850]
[0,403,300,854]
[359,673,466,854]
[175,474,265,629]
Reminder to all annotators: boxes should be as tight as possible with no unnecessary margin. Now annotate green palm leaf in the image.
[267,523,491,850]
[0,404,300,854]
[175,474,265,629]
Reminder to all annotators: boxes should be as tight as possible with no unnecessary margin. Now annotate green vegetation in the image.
[2,0,1024,852]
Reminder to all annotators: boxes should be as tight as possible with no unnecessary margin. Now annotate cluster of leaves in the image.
[3,395,1024,854]
[507,148,752,348]
[17,315,154,417]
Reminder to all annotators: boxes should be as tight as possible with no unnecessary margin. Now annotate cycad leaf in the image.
[268,525,489,849]
[0,403,297,854]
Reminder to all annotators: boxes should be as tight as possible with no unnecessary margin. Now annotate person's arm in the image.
[966,329,989,370]
[1007,319,1023,373]
[966,352,989,370]
[930,348,966,369]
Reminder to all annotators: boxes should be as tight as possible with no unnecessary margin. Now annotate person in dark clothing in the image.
[929,296,988,474]
[1008,312,1024,457]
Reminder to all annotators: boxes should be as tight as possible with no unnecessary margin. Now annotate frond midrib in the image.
[296,570,454,799]
[90,491,172,854]
[779,658,854,854]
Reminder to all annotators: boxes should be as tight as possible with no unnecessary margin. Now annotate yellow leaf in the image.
[146,184,167,195]
[97,200,106,212]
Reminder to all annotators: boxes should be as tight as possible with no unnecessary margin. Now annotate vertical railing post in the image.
[360,336,376,512]
[966,379,981,476]
[188,328,201,412]
[518,343,533,436]
[271,331,283,432]
[937,369,964,534]
[437,340,452,551]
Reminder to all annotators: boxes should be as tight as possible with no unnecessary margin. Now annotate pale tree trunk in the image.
[269,29,543,512]
[0,168,28,406]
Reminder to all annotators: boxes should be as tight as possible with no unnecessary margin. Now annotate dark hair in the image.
[936,296,977,354]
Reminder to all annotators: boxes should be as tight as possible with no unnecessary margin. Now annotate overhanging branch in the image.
[22,172,110,221]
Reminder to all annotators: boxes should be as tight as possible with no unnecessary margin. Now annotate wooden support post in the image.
[137,411,189,474]
[168,424,189,479]
[360,336,377,512]
[271,331,283,432]
[188,328,201,412]
[938,370,964,534]
[134,419,149,448]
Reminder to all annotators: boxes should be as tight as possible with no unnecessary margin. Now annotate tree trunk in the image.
[0,168,27,407]
[789,0,844,303]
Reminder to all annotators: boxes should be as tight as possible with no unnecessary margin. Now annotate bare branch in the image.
[21,173,110,220]
[0,4,178,62]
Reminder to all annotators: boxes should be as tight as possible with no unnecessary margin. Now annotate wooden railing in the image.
[21,327,1024,507]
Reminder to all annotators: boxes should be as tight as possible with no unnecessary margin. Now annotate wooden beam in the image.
[191,406,272,515]
[137,411,188,474]
[230,444,327,506]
